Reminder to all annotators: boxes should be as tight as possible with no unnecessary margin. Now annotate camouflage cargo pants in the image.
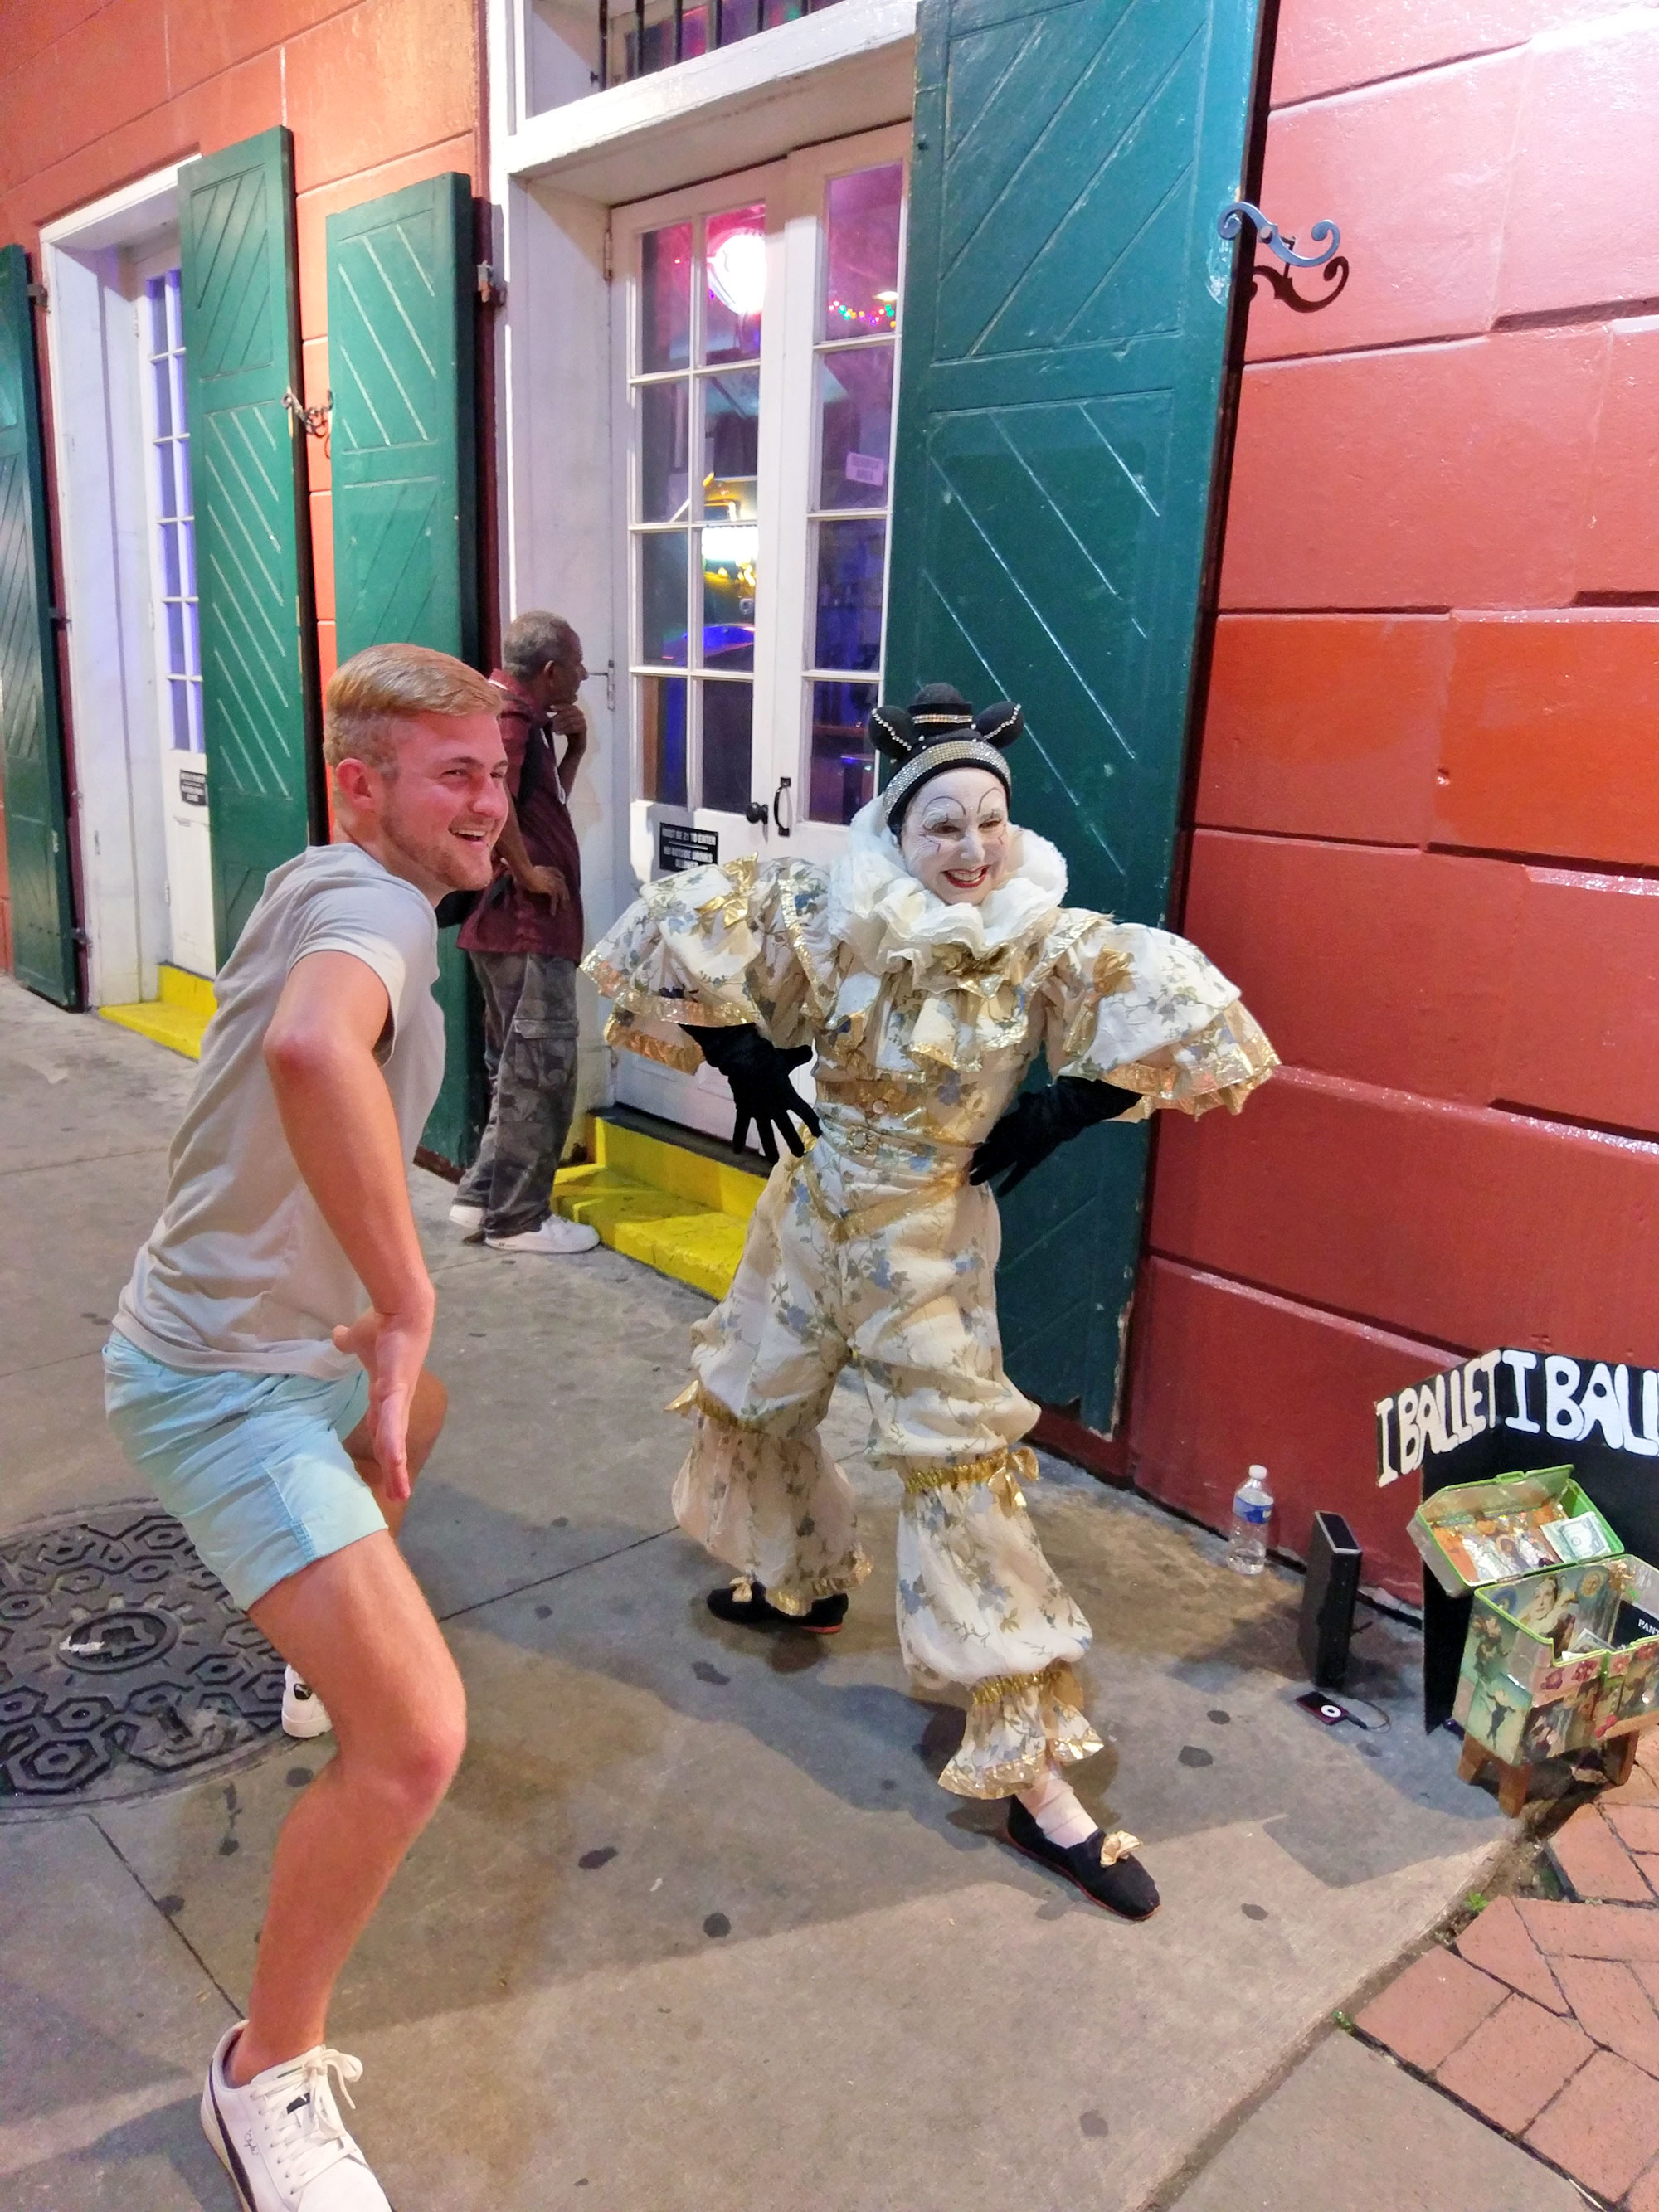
[457,953,580,1237]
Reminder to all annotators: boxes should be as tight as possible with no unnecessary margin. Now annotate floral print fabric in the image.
[672,1152,1100,1796]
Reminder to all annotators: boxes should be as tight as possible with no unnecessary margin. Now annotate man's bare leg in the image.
[231,1524,466,2083]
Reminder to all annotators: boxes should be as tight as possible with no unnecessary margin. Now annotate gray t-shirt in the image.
[116,842,445,1378]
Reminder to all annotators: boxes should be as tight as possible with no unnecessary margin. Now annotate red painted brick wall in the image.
[1132,0,1659,1599]
[0,0,484,970]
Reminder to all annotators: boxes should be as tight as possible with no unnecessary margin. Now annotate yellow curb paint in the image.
[552,1114,765,1300]
[99,966,216,1061]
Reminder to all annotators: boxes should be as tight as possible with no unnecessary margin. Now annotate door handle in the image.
[771,776,793,836]
[743,800,768,825]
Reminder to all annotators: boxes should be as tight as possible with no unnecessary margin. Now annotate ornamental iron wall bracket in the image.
[1218,200,1341,270]
[282,386,333,456]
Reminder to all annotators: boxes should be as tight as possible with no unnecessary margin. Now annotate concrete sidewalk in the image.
[0,975,1563,2210]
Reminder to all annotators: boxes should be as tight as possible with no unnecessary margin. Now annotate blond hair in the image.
[324,643,500,771]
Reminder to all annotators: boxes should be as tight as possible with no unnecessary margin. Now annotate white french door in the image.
[134,251,215,978]
[609,126,907,1135]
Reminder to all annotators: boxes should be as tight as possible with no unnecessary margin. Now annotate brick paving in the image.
[1357,1731,1659,2207]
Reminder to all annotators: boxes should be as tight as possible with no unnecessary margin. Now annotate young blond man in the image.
[105,644,508,2212]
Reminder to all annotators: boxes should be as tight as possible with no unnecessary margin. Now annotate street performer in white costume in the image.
[584,685,1276,1917]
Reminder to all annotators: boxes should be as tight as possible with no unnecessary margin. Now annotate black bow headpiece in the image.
[868,683,1024,827]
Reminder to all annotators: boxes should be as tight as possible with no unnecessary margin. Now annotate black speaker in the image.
[1300,1510,1363,1689]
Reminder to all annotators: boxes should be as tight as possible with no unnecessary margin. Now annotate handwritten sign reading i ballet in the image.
[1378,1352,1659,1490]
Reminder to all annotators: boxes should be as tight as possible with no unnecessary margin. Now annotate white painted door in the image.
[135,260,216,978]
[610,125,908,1136]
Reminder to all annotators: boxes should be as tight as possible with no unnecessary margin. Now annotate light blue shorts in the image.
[102,1332,384,1612]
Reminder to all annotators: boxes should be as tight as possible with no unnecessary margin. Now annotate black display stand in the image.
[1374,1349,1659,1730]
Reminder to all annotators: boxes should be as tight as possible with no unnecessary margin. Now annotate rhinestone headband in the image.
[879,737,1012,825]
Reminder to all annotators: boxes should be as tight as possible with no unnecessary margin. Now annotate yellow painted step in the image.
[552,1115,766,1300]
[100,965,216,1061]
[615,1209,752,1300]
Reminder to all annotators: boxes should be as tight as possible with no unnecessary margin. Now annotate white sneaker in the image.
[281,1666,332,1741]
[448,1199,484,1230]
[201,2023,391,2209]
[485,1217,600,1255]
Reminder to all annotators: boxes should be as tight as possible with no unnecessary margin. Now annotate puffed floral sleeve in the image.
[1039,914,1277,1117]
[582,855,833,1074]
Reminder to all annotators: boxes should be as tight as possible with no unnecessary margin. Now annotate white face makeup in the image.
[897,766,1010,905]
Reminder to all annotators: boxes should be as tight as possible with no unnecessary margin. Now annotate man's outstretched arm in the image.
[263,950,433,1500]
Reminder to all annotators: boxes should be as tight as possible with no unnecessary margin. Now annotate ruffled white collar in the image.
[826,798,1067,972]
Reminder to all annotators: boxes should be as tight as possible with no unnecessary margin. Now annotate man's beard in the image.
[380,796,497,894]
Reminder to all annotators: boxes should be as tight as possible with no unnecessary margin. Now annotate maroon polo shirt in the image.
[458,669,586,963]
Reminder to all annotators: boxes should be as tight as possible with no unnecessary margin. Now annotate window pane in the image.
[761,0,803,22]
[185,596,202,681]
[700,679,753,814]
[639,532,688,665]
[640,224,693,372]
[159,520,182,599]
[156,440,177,522]
[181,516,197,601]
[168,678,192,750]
[816,345,893,510]
[812,518,886,673]
[822,164,902,341]
[809,679,879,824]
[176,435,194,523]
[153,357,173,439]
[165,598,186,672]
[166,267,183,350]
[701,523,756,672]
[718,0,760,41]
[704,205,765,365]
[640,676,688,805]
[703,368,760,519]
[640,380,691,522]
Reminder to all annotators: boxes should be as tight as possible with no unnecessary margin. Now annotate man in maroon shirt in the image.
[450,612,601,1255]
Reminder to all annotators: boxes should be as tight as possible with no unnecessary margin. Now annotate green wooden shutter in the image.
[886,0,1265,1428]
[0,246,77,1007]
[327,173,483,1169]
[179,126,320,962]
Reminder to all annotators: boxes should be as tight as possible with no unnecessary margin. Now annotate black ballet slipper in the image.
[1003,1797,1160,1920]
[706,1578,849,1634]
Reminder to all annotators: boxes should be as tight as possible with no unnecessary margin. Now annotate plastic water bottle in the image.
[1225,1464,1274,1576]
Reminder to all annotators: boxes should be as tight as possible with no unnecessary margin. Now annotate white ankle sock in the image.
[1017,1767,1097,1849]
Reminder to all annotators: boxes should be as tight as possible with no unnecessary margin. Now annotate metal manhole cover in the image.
[0,1500,285,1815]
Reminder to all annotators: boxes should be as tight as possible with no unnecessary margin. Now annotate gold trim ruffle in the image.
[669,1378,776,1432]
[1069,999,1279,1120]
[939,1660,1104,1799]
[726,1565,868,1616]
[900,1446,1038,1514]
[601,1010,706,1073]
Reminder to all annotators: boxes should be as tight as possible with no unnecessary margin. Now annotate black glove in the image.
[969,1075,1140,1198]
[683,1024,821,1164]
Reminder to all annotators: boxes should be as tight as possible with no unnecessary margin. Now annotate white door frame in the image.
[40,164,191,1008]
[606,129,907,1138]
[485,0,914,1137]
